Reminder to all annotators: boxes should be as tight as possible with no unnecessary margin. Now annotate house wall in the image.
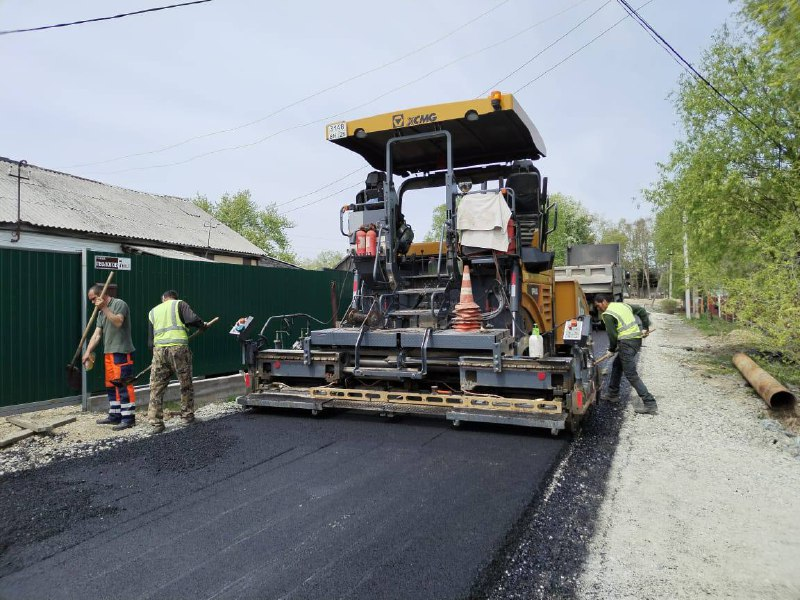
[0,230,122,253]
[210,253,251,266]
[0,230,259,264]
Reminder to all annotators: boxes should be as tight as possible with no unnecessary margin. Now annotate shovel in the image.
[66,271,115,390]
[110,316,219,387]
[593,328,656,368]
[594,351,615,366]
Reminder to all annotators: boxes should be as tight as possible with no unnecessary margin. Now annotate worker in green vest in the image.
[146,290,209,433]
[593,293,658,415]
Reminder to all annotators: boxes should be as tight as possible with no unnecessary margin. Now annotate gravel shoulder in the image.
[577,311,800,599]
[0,401,244,476]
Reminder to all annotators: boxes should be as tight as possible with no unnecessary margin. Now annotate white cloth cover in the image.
[456,192,512,252]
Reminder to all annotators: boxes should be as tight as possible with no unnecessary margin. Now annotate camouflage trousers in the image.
[148,345,194,425]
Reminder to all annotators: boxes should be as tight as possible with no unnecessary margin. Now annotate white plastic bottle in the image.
[529,324,544,358]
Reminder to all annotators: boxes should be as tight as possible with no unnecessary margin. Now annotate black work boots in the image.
[635,401,659,415]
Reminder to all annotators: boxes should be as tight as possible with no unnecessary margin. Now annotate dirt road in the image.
[576,311,800,599]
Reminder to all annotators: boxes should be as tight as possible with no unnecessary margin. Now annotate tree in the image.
[424,204,448,242]
[647,1,800,361]
[628,218,655,297]
[194,190,297,263]
[597,218,633,276]
[597,218,656,297]
[544,192,597,266]
[299,249,347,270]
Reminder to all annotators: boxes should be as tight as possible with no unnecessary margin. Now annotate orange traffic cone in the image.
[451,265,482,332]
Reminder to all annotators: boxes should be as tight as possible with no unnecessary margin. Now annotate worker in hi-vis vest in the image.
[593,293,658,415]
[146,290,209,433]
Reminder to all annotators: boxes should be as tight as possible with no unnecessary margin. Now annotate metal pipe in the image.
[732,352,796,409]
[330,281,338,327]
[11,159,28,243]
[372,224,386,282]
[437,222,445,277]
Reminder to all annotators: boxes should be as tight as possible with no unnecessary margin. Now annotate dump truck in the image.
[235,92,601,434]
[554,243,626,327]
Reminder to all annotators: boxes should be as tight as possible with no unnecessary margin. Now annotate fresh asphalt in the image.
[0,334,617,600]
[0,407,568,600]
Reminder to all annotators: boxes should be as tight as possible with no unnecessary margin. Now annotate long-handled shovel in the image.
[110,316,219,387]
[594,351,615,366]
[66,271,115,390]
[593,328,656,367]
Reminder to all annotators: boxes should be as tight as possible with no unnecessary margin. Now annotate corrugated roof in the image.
[257,256,301,269]
[124,245,214,262]
[0,157,266,257]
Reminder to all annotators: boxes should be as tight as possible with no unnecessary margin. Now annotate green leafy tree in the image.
[545,192,597,266]
[194,190,297,263]
[597,218,633,276]
[299,249,347,270]
[424,204,448,242]
[647,0,800,361]
[628,218,656,297]
[597,218,656,297]
[651,201,687,298]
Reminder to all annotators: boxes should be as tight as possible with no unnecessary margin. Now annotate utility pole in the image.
[668,251,673,300]
[203,220,218,258]
[683,212,691,319]
[9,159,29,243]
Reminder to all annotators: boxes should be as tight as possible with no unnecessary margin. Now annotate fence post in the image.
[81,248,89,412]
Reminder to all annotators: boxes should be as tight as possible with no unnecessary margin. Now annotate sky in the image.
[0,0,737,260]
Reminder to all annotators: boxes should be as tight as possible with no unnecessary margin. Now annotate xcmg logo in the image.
[392,113,438,128]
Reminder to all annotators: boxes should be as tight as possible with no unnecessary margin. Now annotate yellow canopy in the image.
[325,93,546,174]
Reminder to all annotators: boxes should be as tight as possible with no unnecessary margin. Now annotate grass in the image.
[688,318,800,386]
[686,314,739,337]
[163,400,182,413]
[750,354,800,388]
[696,350,738,376]
[681,314,799,433]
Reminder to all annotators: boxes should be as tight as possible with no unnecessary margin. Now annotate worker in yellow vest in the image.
[594,293,657,415]
[147,290,209,433]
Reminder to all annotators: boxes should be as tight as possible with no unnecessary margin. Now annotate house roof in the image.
[123,245,214,262]
[0,156,266,257]
[258,256,301,269]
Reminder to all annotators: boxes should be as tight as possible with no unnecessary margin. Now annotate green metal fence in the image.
[0,246,352,408]
[0,247,83,407]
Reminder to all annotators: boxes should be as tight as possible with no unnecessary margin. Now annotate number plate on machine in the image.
[326,121,347,140]
[563,319,583,341]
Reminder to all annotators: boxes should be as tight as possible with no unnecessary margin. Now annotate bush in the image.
[660,298,678,314]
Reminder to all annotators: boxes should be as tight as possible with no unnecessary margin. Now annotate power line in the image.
[279,0,621,220]
[480,0,613,96]
[281,182,365,216]
[0,1,213,36]
[281,166,368,209]
[68,0,513,169]
[514,0,656,93]
[614,0,785,153]
[91,0,595,175]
